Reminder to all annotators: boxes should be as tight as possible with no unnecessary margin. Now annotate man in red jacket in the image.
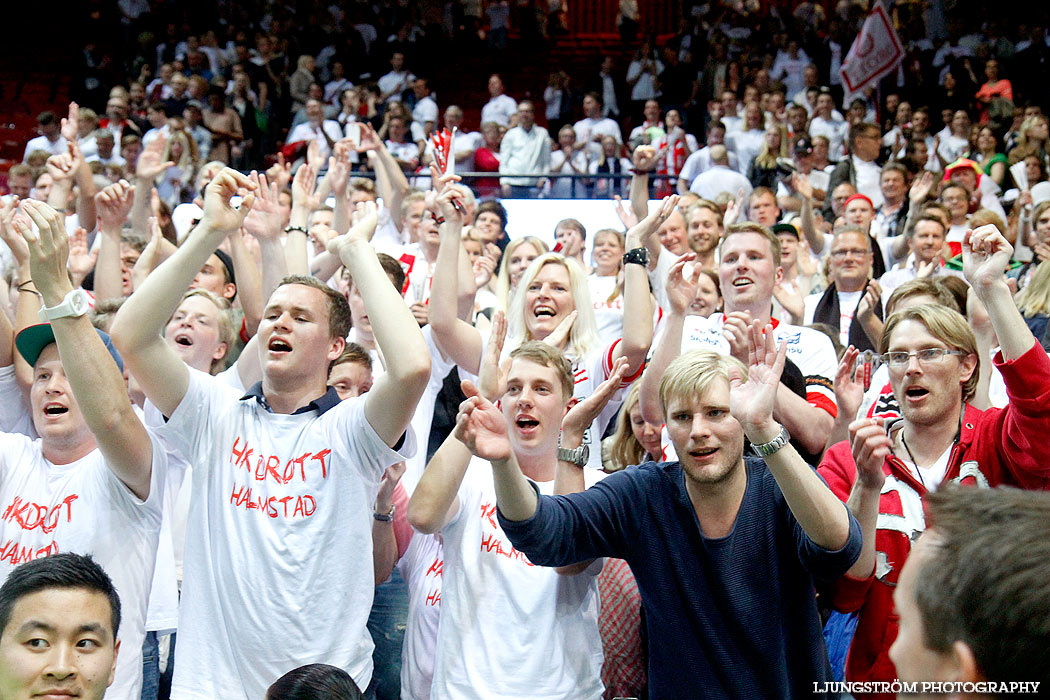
[818,224,1050,695]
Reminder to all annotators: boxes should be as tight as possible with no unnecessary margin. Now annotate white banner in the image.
[840,2,904,94]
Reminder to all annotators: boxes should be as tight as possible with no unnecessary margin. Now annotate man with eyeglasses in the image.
[804,226,882,352]
[817,224,1050,695]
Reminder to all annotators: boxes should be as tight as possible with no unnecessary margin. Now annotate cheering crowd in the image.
[3,2,1050,700]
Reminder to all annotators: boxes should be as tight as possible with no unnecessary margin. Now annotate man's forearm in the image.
[844,480,881,578]
[639,310,684,424]
[620,250,653,374]
[773,390,834,455]
[112,223,228,350]
[227,232,263,334]
[978,280,1036,361]
[257,238,288,305]
[408,433,472,534]
[130,179,151,233]
[800,196,823,255]
[75,162,97,232]
[94,226,124,301]
[757,427,852,551]
[491,453,539,522]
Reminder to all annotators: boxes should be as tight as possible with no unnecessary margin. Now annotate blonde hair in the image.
[881,305,979,403]
[495,236,549,310]
[606,382,650,471]
[507,253,600,359]
[592,228,625,302]
[508,341,574,400]
[753,123,789,170]
[659,350,746,416]
[175,289,235,374]
[1015,260,1050,318]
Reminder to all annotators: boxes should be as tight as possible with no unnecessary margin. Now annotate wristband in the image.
[630,168,655,175]
[431,214,445,225]
[373,503,395,522]
[284,225,308,235]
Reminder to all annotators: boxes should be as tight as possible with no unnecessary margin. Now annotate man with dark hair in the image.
[0,553,121,700]
[890,487,1050,696]
[110,169,431,700]
[828,122,885,209]
[22,111,68,162]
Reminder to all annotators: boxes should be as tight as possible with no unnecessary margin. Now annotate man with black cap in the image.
[0,199,164,700]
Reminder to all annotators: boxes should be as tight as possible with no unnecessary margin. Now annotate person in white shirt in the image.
[791,64,821,113]
[720,90,742,134]
[1,200,164,700]
[109,169,432,700]
[689,145,751,203]
[936,109,971,166]
[378,52,416,103]
[441,105,482,173]
[499,101,550,197]
[573,92,623,160]
[22,111,68,162]
[626,41,663,110]
[808,91,847,162]
[410,77,439,141]
[727,102,766,175]
[879,213,961,301]
[88,129,126,168]
[286,100,345,163]
[480,74,518,128]
[770,41,810,99]
[677,121,738,193]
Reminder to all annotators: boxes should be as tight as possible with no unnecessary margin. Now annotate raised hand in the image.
[67,226,97,286]
[375,461,407,512]
[353,122,384,153]
[727,321,788,440]
[94,179,135,231]
[723,187,746,227]
[632,144,659,172]
[626,193,678,248]
[433,182,471,225]
[834,346,865,426]
[0,198,28,270]
[265,153,293,191]
[455,380,512,461]
[201,167,257,234]
[60,102,80,143]
[478,310,510,401]
[328,144,352,197]
[909,170,935,205]
[562,356,628,441]
[306,139,324,173]
[45,151,77,183]
[473,244,500,289]
[542,310,578,351]
[613,195,639,230]
[327,201,378,257]
[665,252,698,314]
[791,171,813,201]
[242,171,283,242]
[131,216,165,291]
[722,310,752,364]
[963,224,1013,292]
[291,162,322,212]
[856,280,882,323]
[137,134,175,181]
[14,200,73,303]
[848,416,889,490]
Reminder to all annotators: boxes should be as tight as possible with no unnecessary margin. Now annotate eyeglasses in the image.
[830,248,871,259]
[880,348,966,367]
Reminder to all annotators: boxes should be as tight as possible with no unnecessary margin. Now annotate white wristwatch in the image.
[38,289,91,322]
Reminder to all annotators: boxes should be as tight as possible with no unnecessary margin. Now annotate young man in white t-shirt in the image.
[408,340,627,700]
[1,199,164,700]
[109,169,432,700]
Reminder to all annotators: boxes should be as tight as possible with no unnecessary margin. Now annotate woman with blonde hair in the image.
[157,128,199,208]
[1008,114,1049,168]
[1014,260,1050,341]
[604,381,665,472]
[493,235,548,310]
[747,123,789,189]
[430,191,678,469]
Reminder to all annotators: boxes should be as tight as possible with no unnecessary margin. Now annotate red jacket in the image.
[818,344,1050,695]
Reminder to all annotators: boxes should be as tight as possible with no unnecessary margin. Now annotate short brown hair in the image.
[508,341,574,401]
[343,252,406,295]
[332,341,372,371]
[881,305,978,402]
[884,278,959,316]
[720,222,782,267]
[275,274,352,340]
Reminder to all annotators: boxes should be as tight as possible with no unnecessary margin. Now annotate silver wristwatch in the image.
[38,288,91,322]
[557,443,589,467]
[750,425,790,457]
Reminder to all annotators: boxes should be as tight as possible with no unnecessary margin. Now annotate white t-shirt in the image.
[803,289,863,347]
[809,116,847,161]
[680,314,838,417]
[430,458,604,700]
[0,434,165,700]
[481,94,518,127]
[157,368,415,700]
[588,275,624,346]
[397,531,444,700]
[402,327,457,492]
[727,128,765,175]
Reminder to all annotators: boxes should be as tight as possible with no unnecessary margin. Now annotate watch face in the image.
[71,293,87,314]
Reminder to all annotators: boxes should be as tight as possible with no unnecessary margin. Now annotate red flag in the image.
[839,2,904,94]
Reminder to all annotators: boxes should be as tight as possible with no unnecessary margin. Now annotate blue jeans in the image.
[140,631,160,700]
[365,569,409,700]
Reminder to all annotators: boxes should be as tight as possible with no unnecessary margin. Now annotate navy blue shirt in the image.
[500,458,861,699]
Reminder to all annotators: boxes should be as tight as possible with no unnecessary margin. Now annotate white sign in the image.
[840,2,904,94]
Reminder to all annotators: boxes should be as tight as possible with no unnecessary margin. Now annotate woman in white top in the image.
[588,228,627,345]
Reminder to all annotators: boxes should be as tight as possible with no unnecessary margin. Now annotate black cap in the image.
[772,223,799,239]
[211,248,237,298]
[793,135,813,155]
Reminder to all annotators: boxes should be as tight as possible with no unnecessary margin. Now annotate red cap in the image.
[843,193,874,209]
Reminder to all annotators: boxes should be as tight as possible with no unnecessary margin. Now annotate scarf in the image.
[810,280,882,352]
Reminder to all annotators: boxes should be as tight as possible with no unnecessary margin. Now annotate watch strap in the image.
[622,247,650,267]
[750,425,790,457]
[373,502,395,522]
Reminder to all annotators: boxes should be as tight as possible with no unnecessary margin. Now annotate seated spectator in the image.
[828,122,885,210]
[548,126,589,199]
[1007,114,1049,167]
[880,213,960,299]
[973,126,1009,188]
[804,226,882,351]
[290,55,318,114]
[809,90,847,162]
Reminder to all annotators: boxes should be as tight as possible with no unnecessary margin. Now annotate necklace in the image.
[899,430,926,489]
